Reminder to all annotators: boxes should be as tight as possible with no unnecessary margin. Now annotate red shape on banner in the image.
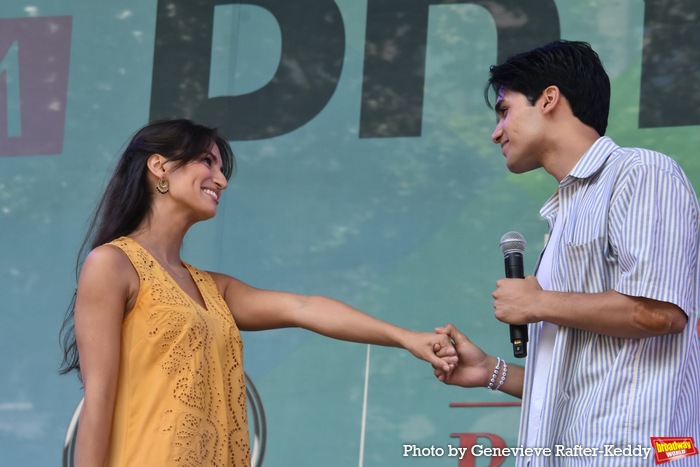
[450,432,507,467]
[0,16,72,157]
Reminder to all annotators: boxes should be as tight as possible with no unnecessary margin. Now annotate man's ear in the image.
[146,153,168,178]
[540,85,561,113]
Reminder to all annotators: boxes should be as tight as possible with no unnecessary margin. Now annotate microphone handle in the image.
[504,252,528,358]
[504,252,524,279]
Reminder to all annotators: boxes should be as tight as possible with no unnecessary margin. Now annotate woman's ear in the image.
[146,153,168,178]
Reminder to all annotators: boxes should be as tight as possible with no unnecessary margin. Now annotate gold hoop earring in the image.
[156,177,169,194]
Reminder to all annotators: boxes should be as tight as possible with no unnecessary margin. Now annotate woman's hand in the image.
[401,330,458,373]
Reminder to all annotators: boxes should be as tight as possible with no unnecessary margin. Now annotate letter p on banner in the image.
[650,437,699,464]
[0,16,72,157]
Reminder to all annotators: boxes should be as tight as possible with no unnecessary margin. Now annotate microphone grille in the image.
[500,231,526,254]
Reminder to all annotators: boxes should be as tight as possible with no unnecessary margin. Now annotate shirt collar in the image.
[566,136,619,181]
[540,136,619,223]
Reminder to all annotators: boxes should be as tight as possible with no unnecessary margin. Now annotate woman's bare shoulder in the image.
[78,243,138,292]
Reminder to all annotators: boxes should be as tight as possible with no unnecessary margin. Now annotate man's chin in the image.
[506,160,540,174]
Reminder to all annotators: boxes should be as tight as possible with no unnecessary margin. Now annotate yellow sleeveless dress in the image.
[104,237,250,466]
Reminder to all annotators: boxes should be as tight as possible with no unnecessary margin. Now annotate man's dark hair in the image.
[485,40,610,135]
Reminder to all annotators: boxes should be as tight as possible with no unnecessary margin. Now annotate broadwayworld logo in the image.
[650,437,699,464]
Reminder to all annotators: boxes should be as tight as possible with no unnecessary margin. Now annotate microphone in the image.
[499,231,528,358]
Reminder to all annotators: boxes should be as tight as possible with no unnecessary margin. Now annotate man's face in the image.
[491,88,546,174]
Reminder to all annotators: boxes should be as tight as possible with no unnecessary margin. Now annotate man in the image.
[436,40,700,466]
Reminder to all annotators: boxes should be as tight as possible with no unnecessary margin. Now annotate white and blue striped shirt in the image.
[518,137,700,466]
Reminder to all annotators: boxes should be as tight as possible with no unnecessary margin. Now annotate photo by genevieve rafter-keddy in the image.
[401,439,700,464]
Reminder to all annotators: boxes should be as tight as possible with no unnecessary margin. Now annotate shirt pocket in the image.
[559,234,609,293]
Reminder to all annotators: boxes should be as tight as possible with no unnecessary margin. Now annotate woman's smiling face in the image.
[164,144,229,221]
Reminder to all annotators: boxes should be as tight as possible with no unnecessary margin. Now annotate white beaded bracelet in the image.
[495,361,508,391]
[487,357,502,390]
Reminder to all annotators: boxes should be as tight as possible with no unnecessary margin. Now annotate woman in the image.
[59,119,456,466]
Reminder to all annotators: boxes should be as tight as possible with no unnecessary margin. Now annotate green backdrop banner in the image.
[1,1,698,465]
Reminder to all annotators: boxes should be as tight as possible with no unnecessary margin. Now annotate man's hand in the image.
[492,275,543,325]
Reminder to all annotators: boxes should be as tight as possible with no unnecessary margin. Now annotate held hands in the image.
[428,277,540,393]
[431,276,536,386]
[492,275,542,325]
[432,324,491,387]
[403,331,458,373]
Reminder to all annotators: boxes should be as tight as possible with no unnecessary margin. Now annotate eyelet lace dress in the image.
[104,237,250,466]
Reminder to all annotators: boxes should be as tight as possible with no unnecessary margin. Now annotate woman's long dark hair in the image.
[59,119,235,378]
